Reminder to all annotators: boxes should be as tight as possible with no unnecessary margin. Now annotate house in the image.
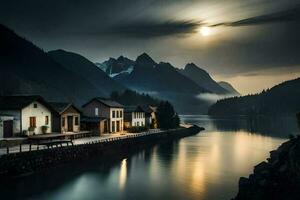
[140,105,154,128]
[149,106,158,129]
[124,106,146,129]
[0,96,53,137]
[82,98,124,134]
[50,102,81,133]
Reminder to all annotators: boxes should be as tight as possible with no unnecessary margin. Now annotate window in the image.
[112,111,115,118]
[75,116,79,125]
[95,108,99,116]
[33,103,37,108]
[116,111,119,118]
[29,117,36,127]
[120,110,123,118]
[137,122,140,126]
[62,117,65,127]
[45,116,49,125]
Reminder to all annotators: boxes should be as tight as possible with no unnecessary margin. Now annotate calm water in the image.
[2,115,299,200]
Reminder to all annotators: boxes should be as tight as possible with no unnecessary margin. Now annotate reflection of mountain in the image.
[211,116,298,138]
[209,78,300,116]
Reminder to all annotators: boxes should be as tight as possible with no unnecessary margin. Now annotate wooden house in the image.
[0,96,53,137]
[82,98,124,134]
[50,102,81,133]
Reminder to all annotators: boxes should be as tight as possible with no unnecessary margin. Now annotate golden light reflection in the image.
[119,159,127,190]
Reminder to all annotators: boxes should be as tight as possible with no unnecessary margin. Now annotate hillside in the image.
[218,81,240,96]
[208,78,300,116]
[178,63,230,94]
[0,24,104,104]
[48,50,125,96]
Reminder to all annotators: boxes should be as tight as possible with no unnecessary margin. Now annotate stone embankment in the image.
[234,136,300,200]
[0,125,203,178]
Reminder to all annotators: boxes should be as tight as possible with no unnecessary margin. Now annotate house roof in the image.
[82,97,124,108]
[81,116,107,123]
[49,102,81,114]
[140,105,153,114]
[0,95,54,111]
[124,105,144,113]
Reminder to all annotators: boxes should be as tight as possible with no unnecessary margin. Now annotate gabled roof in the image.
[49,102,81,114]
[81,116,107,123]
[82,97,124,108]
[124,105,144,113]
[140,105,153,114]
[0,95,54,111]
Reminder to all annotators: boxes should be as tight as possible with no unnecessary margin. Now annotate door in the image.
[116,121,120,132]
[67,116,73,132]
[3,120,13,138]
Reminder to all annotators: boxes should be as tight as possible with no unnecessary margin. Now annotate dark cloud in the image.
[211,5,300,27]
[108,20,202,38]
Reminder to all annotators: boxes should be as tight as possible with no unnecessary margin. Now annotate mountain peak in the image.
[135,53,156,67]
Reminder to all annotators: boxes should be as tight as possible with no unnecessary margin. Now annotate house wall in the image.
[110,108,124,133]
[132,112,145,127]
[0,110,21,135]
[21,101,52,135]
[82,100,110,118]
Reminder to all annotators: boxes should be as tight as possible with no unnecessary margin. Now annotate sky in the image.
[1,0,300,94]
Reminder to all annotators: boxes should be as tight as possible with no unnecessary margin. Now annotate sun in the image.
[199,26,211,37]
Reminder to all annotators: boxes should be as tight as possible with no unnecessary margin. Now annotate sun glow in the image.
[199,26,211,37]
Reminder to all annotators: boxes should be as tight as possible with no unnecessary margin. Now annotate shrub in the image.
[41,125,49,134]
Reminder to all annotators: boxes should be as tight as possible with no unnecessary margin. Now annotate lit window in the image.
[95,108,99,116]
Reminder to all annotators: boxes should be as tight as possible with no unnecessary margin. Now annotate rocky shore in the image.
[234,136,300,200]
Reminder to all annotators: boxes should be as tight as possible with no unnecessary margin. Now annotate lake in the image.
[2,115,299,200]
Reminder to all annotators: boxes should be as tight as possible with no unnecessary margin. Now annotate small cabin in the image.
[50,102,81,133]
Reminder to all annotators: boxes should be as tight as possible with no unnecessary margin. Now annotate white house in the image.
[82,98,124,133]
[124,106,146,129]
[0,96,53,137]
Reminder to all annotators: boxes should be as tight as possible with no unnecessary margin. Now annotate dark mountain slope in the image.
[218,81,240,96]
[0,24,103,104]
[208,77,300,115]
[179,63,230,94]
[48,50,125,96]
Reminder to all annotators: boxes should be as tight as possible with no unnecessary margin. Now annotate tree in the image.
[157,101,180,129]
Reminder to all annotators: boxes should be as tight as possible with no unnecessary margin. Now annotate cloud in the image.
[196,93,238,104]
[211,6,300,27]
[108,20,202,38]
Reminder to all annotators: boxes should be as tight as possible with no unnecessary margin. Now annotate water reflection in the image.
[0,115,292,200]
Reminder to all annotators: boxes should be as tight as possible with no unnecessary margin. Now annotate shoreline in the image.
[0,125,204,178]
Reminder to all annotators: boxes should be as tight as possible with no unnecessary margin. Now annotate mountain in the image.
[178,63,230,94]
[110,53,211,113]
[95,56,135,77]
[208,78,300,116]
[218,81,240,96]
[0,24,108,104]
[48,50,125,96]
[114,53,208,94]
